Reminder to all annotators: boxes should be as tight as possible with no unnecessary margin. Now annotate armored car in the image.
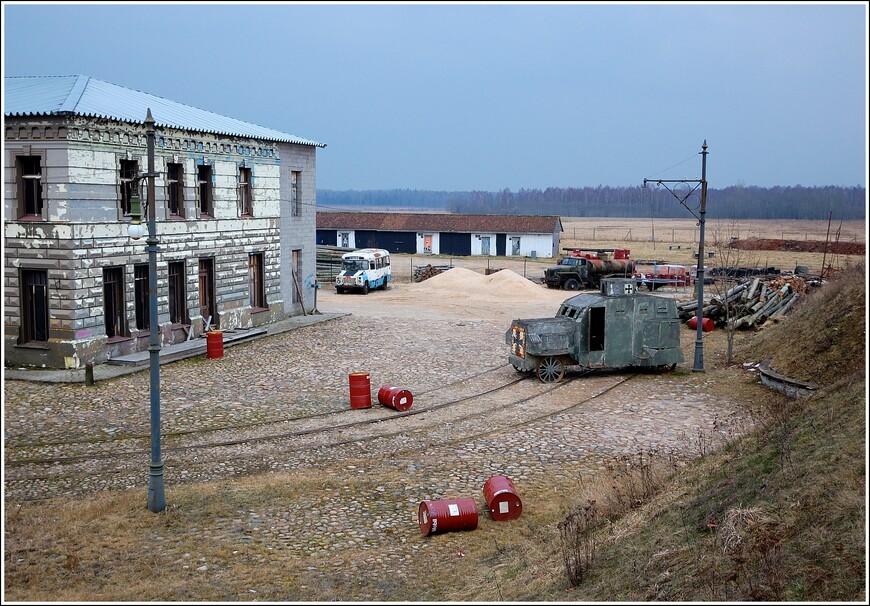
[506,278,685,382]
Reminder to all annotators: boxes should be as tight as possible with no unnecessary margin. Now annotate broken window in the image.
[291,171,301,217]
[168,261,187,324]
[103,267,126,338]
[249,253,266,309]
[197,164,213,217]
[21,269,49,343]
[119,159,138,216]
[17,156,44,218]
[134,264,150,331]
[239,166,253,216]
[167,162,184,217]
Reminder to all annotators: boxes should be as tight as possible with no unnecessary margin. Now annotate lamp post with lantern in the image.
[128,108,165,512]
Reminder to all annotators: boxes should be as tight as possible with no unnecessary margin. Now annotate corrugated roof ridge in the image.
[59,75,89,112]
[5,75,326,147]
[85,76,267,132]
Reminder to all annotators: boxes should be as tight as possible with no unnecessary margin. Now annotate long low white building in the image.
[316,211,562,258]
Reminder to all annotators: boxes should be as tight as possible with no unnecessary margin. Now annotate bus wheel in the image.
[362,282,370,295]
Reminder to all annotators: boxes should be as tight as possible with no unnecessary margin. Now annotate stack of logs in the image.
[413,264,452,283]
[316,245,354,283]
[678,274,808,330]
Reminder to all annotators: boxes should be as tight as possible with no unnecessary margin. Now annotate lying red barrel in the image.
[483,475,523,521]
[377,385,413,411]
[418,498,478,536]
[688,315,715,332]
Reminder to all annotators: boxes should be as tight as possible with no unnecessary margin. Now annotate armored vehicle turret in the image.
[506,278,684,382]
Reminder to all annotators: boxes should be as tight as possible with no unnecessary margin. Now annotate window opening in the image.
[17,156,44,217]
[168,261,187,324]
[120,159,138,216]
[239,166,253,216]
[291,171,301,217]
[134,264,149,330]
[103,267,125,337]
[22,269,49,342]
[249,253,266,309]
[167,162,184,217]
[197,164,213,216]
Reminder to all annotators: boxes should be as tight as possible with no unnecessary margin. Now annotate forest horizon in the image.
[318,185,866,221]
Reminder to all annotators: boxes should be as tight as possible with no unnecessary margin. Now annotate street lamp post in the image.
[129,108,165,512]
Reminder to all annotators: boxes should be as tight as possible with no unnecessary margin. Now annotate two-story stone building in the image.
[3,75,325,369]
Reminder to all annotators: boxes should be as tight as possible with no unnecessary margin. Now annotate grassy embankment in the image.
[447,261,866,602]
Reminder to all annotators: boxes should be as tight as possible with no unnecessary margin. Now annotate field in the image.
[388,217,865,285]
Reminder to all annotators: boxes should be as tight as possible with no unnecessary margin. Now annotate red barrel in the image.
[483,475,523,521]
[418,498,478,536]
[206,330,224,359]
[688,316,715,332]
[377,385,413,412]
[348,372,372,409]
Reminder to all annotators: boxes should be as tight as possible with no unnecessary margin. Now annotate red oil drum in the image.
[348,372,372,409]
[483,475,523,521]
[418,498,478,536]
[206,330,224,359]
[688,316,715,332]
[377,385,413,412]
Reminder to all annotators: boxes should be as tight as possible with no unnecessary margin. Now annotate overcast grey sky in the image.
[2,2,867,191]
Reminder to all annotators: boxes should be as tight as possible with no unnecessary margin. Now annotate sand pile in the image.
[410,267,557,303]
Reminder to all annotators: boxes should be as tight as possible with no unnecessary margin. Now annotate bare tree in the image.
[709,220,759,365]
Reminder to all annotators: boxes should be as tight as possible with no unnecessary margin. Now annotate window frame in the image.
[134,263,150,331]
[167,260,188,325]
[239,165,253,217]
[167,162,185,218]
[248,252,267,311]
[20,269,50,344]
[103,266,127,339]
[16,154,45,220]
[291,170,301,217]
[197,164,213,218]
[119,159,139,217]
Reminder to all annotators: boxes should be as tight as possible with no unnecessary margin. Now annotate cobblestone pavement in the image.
[3,283,757,601]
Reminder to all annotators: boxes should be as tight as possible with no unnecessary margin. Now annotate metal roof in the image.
[4,75,325,147]
[316,211,563,234]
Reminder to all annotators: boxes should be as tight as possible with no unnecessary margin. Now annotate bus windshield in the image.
[342,259,369,272]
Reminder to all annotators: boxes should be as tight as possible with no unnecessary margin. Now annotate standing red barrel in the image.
[483,475,523,521]
[688,316,715,332]
[377,385,413,411]
[348,372,372,409]
[418,498,478,536]
[206,330,224,359]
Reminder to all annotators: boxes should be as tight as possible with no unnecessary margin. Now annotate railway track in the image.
[4,367,636,502]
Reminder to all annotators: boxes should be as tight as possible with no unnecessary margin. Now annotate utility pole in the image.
[643,141,709,372]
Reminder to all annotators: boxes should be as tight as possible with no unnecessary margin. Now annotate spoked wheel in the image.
[651,363,677,374]
[536,356,565,383]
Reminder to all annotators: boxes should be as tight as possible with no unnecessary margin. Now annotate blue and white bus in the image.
[335,248,392,294]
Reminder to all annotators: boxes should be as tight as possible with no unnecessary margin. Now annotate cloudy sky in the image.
[3,2,867,191]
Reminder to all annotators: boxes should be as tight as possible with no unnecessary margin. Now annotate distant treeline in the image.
[318,185,866,220]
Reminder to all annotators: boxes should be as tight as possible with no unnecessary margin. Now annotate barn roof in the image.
[4,75,325,147]
[316,211,562,234]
